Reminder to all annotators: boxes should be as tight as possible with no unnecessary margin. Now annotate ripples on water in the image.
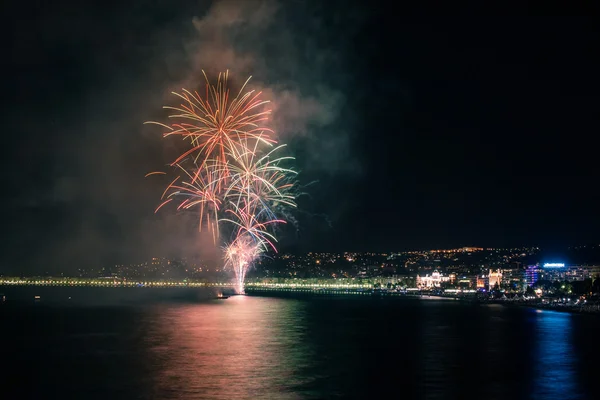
[0,288,598,399]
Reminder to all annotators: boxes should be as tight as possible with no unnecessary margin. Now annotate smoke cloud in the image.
[180,0,353,172]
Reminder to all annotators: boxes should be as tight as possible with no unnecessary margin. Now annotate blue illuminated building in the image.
[540,262,567,281]
[526,265,539,287]
[543,263,565,269]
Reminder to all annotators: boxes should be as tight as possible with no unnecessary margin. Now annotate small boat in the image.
[215,293,229,299]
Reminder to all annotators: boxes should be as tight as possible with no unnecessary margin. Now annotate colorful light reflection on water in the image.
[532,310,584,400]
[1,289,599,399]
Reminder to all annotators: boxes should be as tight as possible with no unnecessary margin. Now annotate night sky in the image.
[3,1,600,273]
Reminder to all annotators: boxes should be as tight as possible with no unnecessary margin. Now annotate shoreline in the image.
[3,284,599,315]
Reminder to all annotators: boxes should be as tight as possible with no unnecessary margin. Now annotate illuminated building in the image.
[476,275,487,289]
[457,277,473,288]
[416,271,450,288]
[501,268,527,291]
[543,263,565,268]
[539,262,567,281]
[488,269,502,289]
[526,265,540,287]
[539,265,600,282]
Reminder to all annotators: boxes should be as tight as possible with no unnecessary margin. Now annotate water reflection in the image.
[145,296,312,399]
[532,310,583,400]
[3,293,600,399]
[417,302,539,400]
[480,305,513,397]
[419,302,460,400]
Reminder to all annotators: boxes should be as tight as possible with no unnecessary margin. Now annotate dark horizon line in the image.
[100,242,600,262]
[279,243,600,253]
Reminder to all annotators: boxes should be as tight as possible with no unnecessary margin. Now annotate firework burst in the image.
[147,71,297,292]
[145,70,276,191]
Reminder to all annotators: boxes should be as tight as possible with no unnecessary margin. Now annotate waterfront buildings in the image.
[489,269,502,288]
[538,265,600,282]
[416,271,451,288]
[500,268,526,290]
[522,264,600,287]
[526,265,540,287]
[476,275,486,289]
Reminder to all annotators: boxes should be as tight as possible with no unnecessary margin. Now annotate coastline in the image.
[3,283,599,316]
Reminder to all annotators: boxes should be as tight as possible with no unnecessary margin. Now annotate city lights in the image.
[543,263,566,268]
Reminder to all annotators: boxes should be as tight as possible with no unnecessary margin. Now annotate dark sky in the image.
[3,1,600,273]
